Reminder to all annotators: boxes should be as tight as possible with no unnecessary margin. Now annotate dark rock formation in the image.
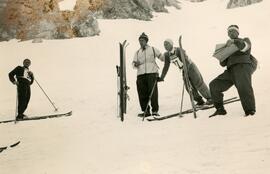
[100,0,180,20]
[227,0,263,8]
[101,0,152,20]
[189,0,206,2]
[0,0,100,41]
[0,0,181,42]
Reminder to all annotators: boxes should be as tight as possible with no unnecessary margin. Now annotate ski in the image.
[117,40,129,122]
[0,111,72,124]
[0,141,21,153]
[179,36,197,119]
[147,97,239,121]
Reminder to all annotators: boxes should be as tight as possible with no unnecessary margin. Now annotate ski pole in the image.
[34,79,58,111]
[14,87,18,124]
[173,56,185,118]
[179,82,185,117]
[142,80,157,121]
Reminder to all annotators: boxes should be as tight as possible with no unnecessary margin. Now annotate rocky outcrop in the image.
[0,0,7,12]
[227,0,263,8]
[148,0,168,12]
[0,0,100,41]
[148,0,181,11]
[101,0,180,20]
[0,0,10,41]
[0,0,181,42]
[73,0,180,21]
[74,0,104,12]
[189,0,206,2]
[165,0,181,9]
[101,0,152,20]
[1,0,59,40]
[72,12,100,37]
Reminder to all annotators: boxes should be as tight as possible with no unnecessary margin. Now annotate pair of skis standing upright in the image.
[116,41,129,122]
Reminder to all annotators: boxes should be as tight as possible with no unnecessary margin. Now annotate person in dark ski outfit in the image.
[9,59,34,120]
[209,25,256,117]
[159,39,212,106]
[132,33,164,117]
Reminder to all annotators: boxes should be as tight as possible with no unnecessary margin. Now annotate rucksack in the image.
[250,54,258,73]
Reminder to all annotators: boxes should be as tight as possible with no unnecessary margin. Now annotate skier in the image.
[9,59,34,120]
[158,39,212,106]
[132,32,164,117]
[209,25,256,117]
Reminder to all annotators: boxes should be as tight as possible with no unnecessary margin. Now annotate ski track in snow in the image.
[1,0,270,173]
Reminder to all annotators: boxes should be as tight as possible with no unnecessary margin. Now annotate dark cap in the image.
[23,59,31,63]
[139,32,149,42]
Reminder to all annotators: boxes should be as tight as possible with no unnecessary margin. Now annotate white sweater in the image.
[133,45,164,76]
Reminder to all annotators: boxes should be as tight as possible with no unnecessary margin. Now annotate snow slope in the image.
[1,0,270,173]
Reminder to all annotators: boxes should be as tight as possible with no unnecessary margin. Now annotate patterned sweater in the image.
[9,66,34,85]
[160,47,193,79]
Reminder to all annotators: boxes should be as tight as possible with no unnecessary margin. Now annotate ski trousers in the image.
[209,63,256,113]
[183,63,211,102]
[136,73,159,113]
[17,81,31,115]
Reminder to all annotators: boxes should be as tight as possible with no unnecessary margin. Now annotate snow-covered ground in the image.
[1,0,270,173]
[58,0,76,11]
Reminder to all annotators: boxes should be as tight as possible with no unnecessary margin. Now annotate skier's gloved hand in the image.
[226,39,234,47]
[13,81,19,85]
[157,77,164,82]
[133,61,141,68]
[28,71,34,76]
[219,59,227,67]
[233,39,245,49]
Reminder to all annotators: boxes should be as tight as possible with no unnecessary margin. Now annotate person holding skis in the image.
[9,59,34,120]
[209,25,256,117]
[133,32,164,117]
[158,38,212,106]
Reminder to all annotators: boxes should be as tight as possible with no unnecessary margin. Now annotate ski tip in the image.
[0,147,7,153]
[10,141,20,148]
[179,35,183,46]
[64,111,73,116]
[0,147,8,150]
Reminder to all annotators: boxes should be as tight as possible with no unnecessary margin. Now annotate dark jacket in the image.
[9,66,34,85]
[221,37,252,68]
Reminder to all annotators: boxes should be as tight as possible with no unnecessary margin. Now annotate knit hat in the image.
[227,25,239,33]
[164,39,173,46]
[139,32,149,42]
[23,59,31,64]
